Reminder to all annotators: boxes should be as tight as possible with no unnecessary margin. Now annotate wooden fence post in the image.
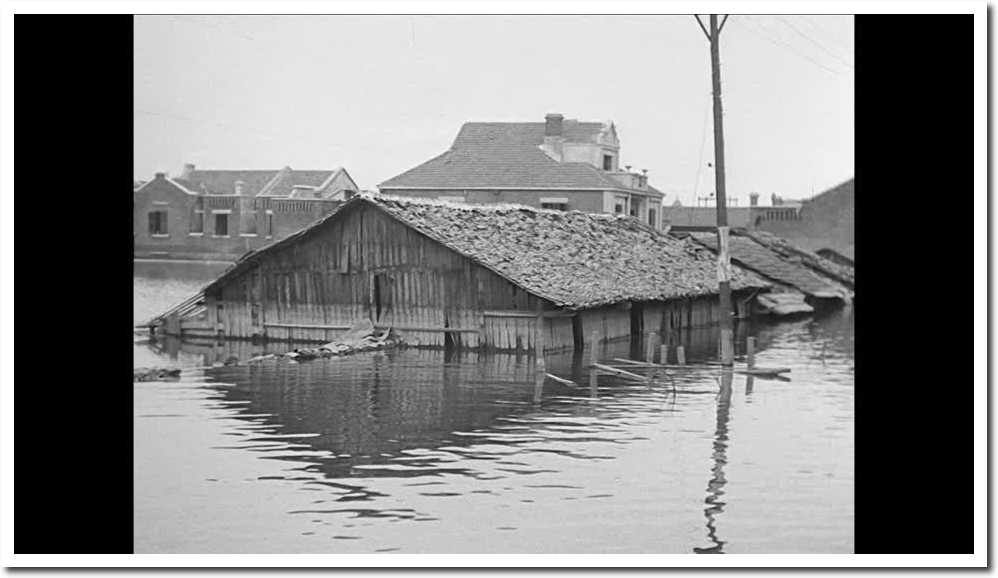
[589,328,598,395]
[535,303,546,372]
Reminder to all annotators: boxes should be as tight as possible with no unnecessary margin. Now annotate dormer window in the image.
[603,154,613,171]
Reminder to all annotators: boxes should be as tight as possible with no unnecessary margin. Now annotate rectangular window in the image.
[148,210,168,236]
[613,196,629,215]
[241,210,258,235]
[648,208,657,227]
[267,212,274,237]
[190,210,204,234]
[541,202,568,211]
[603,155,613,171]
[214,213,229,236]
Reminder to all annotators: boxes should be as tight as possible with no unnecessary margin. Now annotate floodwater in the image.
[134,261,854,554]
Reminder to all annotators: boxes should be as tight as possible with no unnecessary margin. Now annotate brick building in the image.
[134,164,359,262]
[753,178,854,263]
[378,113,666,228]
[663,179,854,265]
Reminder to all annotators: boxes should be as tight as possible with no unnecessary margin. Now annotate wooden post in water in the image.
[535,303,546,372]
[677,345,687,366]
[747,336,756,368]
[645,332,657,363]
[589,328,598,397]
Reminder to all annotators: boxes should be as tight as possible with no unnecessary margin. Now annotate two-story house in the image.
[378,113,666,228]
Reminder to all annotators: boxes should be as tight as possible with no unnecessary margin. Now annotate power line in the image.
[739,16,850,77]
[800,15,855,58]
[772,15,854,69]
[691,92,711,206]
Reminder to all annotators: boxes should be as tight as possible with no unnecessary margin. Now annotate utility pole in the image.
[695,14,735,366]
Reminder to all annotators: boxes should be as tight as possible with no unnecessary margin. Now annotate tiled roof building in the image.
[171,164,358,199]
[134,164,360,261]
[379,113,666,228]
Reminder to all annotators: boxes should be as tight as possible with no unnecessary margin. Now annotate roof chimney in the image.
[154,172,166,180]
[234,179,246,196]
[181,163,195,180]
[544,113,563,137]
[749,192,760,206]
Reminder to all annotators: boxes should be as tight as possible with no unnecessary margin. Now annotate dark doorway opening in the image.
[572,314,584,351]
[373,274,384,321]
[630,302,643,337]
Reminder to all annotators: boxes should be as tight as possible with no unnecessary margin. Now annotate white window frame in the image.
[613,195,628,215]
[148,209,169,237]
[211,209,232,238]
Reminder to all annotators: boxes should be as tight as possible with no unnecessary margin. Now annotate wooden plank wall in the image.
[576,308,632,344]
[209,204,557,351]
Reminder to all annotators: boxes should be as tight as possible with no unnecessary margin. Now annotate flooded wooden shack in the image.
[150,194,770,353]
[679,229,853,315]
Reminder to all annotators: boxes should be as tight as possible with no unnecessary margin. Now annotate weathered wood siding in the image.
[207,203,552,350]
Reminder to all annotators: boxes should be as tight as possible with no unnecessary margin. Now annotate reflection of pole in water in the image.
[694,369,733,554]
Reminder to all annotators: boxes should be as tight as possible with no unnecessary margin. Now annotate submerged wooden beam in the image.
[613,357,662,368]
[545,373,577,386]
[263,322,480,333]
[736,367,791,377]
[591,363,646,381]
[484,309,576,318]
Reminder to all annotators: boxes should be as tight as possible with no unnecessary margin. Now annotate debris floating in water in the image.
[133,367,182,382]
[232,319,402,367]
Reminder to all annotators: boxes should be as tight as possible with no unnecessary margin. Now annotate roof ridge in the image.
[377,150,455,188]
[256,166,293,197]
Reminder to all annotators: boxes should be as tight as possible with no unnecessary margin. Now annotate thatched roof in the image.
[205,194,769,310]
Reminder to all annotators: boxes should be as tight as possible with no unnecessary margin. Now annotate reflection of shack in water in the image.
[196,349,607,481]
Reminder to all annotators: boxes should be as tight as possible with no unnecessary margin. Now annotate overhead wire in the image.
[800,15,855,58]
[739,16,850,77]
[771,15,854,69]
[691,92,711,206]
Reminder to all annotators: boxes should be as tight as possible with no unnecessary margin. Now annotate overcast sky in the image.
[134,15,853,205]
